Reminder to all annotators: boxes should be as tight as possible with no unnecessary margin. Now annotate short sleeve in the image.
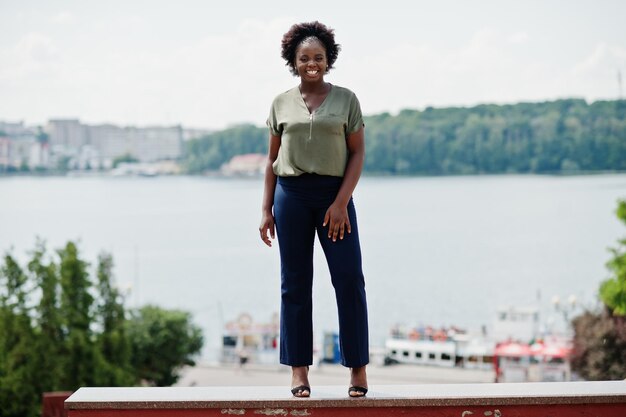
[347,93,364,134]
[266,99,282,136]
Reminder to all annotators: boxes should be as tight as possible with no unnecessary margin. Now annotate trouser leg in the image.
[274,182,316,366]
[316,198,369,368]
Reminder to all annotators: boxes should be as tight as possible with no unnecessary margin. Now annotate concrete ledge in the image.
[65,382,626,416]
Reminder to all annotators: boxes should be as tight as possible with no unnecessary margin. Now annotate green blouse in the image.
[266,84,364,177]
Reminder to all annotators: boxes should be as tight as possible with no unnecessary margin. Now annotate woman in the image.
[259,21,369,398]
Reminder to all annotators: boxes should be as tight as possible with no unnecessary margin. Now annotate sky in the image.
[1,0,625,130]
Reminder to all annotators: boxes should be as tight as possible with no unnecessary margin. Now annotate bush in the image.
[127,305,203,386]
[571,310,626,380]
[571,200,626,380]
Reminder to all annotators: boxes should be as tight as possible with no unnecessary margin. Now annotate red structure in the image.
[42,391,73,417]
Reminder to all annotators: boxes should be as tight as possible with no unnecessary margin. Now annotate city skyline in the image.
[1,0,625,130]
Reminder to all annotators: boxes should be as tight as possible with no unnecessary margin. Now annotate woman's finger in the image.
[259,222,273,247]
[327,216,334,238]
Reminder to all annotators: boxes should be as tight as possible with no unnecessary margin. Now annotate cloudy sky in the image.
[1,0,625,130]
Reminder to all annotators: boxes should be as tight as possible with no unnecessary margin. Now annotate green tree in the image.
[0,240,204,415]
[36,126,49,144]
[19,159,30,172]
[57,241,97,388]
[599,200,626,315]
[183,98,626,176]
[183,124,267,173]
[112,153,139,168]
[571,310,626,380]
[572,200,626,380]
[29,241,63,394]
[93,253,135,385]
[56,155,71,173]
[127,305,203,386]
[0,255,40,417]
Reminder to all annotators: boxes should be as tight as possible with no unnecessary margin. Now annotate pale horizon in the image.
[1,0,625,130]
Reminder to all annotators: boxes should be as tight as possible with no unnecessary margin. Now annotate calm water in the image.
[2,174,625,361]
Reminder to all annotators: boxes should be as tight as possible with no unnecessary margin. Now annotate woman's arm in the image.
[323,126,365,242]
[259,134,281,247]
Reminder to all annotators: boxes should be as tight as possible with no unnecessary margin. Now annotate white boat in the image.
[384,325,495,370]
[384,306,574,382]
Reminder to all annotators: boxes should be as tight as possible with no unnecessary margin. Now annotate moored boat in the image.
[383,305,574,381]
[384,324,494,369]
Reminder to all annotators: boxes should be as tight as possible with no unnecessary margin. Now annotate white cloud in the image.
[566,42,626,99]
[50,11,75,24]
[15,32,57,61]
[508,32,530,44]
[0,32,58,81]
[338,27,553,115]
[572,42,626,76]
[19,17,297,127]
[1,14,624,128]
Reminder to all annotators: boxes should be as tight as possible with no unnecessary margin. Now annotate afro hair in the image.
[281,21,341,76]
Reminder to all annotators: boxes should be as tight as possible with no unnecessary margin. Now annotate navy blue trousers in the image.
[274,174,369,368]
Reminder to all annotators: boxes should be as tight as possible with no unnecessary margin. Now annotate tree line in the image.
[183,98,626,175]
[0,241,203,417]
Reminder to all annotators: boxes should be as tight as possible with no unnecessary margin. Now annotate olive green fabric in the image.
[267,84,364,177]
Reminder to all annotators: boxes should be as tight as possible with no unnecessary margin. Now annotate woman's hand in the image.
[322,126,363,243]
[259,210,276,247]
[323,202,351,242]
[259,134,280,248]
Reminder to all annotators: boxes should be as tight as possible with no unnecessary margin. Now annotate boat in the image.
[384,324,495,369]
[383,305,574,381]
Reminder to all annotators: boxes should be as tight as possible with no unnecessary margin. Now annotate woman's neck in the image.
[299,79,329,95]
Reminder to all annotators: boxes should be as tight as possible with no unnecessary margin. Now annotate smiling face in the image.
[294,38,328,82]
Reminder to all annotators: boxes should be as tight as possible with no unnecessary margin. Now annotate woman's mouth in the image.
[306,70,319,76]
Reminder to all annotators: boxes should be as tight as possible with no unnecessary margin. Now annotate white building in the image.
[47,119,87,149]
[2,119,186,171]
[88,124,130,163]
[87,124,183,164]
[0,137,10,169]
[127,125,183,162]
[0,121,31,136]
[220,153,266,176]
[49,122,185,167]
[0,136,50,170]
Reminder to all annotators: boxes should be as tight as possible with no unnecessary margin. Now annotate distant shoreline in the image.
[2,170,626,179]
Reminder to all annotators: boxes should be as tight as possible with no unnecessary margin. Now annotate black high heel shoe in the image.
[348,385,368,397]
[291,366,310,397]
[291,385,311,397]
[349,366,368,397]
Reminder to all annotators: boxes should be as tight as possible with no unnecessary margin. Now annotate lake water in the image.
[1,174,625,361]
